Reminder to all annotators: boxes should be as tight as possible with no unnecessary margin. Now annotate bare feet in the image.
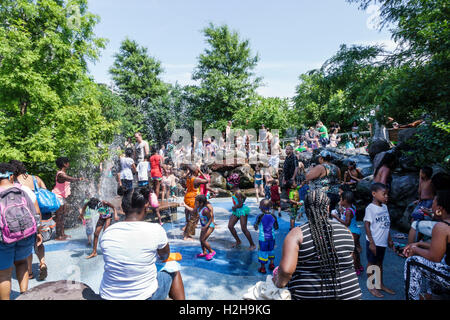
[183,237,195,241]
[55,236,67,241]
[181,225,186,231]
[86,252,97,259]
[249,245,256,251]
[231,242,241,248]
[380,285,395,295]
[368,288,384,298]
[63,234,72,239]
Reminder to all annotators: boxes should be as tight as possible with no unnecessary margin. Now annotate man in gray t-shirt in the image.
[134,132,149,164]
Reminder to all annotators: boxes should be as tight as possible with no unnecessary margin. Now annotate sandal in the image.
[38,263,48,281]
[196,253,207,258]
[205,251,216,261]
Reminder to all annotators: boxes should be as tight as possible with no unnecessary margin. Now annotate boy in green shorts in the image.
[287,181,304,230]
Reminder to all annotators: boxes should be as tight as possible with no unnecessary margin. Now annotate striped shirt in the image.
[287,220,362,300]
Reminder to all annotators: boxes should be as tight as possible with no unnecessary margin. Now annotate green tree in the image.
[0,0,114,185]
[192,23,262,130]
[232,96,294,137]
[109,38,168,140]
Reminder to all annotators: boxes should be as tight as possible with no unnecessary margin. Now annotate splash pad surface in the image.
[11,198,407,300]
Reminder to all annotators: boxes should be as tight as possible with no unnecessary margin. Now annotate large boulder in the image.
[210,172,227,189]
[398,154,418,172]
[214,188,232,198]
[356,176,374,203]
[368,139,391,161]
[16,281,101,300]
[232,164,255,189]
[342,154,373,177]
[398,128,417,144]
[390,173,419,208]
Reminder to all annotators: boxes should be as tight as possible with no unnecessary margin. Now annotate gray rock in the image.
[398,155,418,172]
[16,280,101,300]
[398,128,417,144]
[368,139,391,160]
[210,172,227,189]
[232,164,255,189]
[390,173,419,202]
[214,188,232,198]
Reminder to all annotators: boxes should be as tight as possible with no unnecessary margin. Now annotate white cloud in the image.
[365,4,382,31]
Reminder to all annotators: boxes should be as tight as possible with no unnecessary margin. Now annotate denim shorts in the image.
[146,271,175,300]
[0,234,36,270]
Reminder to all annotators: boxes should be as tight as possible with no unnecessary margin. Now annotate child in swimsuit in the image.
[254,165,264,203]
[184,195,216,260]
[83,198,117,259]
[254,199,279,274]
[228,182,256,250]
[287,181,304,230]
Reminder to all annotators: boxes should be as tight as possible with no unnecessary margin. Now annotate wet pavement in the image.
[11,197,408,300]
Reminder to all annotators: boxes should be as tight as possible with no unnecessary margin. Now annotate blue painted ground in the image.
[11,197,408,300]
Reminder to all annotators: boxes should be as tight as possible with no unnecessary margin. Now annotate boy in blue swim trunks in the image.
[254,199,279,274]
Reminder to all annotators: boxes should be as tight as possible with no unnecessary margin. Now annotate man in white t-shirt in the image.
[99,191,185,300]
[134,132,149,165]
[364,182,395,298]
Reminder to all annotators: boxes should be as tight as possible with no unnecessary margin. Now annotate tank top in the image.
[287,221,362,300]
[199,206,214,228]
[343,207,360,235]
[309,163,340,195]
[52,171,71,199]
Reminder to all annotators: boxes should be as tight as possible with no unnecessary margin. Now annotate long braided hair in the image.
[304,189,342,299]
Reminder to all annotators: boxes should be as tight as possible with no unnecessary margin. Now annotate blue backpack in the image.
[32,176,61,214]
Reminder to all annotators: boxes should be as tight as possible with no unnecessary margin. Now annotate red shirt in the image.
[150,155,162,178]
[270,185,280,201]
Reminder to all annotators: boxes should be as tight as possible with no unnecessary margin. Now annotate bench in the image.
[145,201,180,223]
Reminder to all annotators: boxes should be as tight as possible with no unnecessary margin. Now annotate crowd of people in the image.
[0,119,448,301]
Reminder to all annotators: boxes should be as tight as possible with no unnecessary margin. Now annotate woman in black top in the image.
[273,189,362,300]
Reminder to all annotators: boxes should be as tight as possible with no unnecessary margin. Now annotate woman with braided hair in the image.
[273,189,361,300]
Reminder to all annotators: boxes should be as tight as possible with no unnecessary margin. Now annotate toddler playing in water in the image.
[228,176,256,250]
[270,179,282,217]
[287,181,304,230]
[183,194,216,261]
[254,199,279,274]
[80,198,117,259]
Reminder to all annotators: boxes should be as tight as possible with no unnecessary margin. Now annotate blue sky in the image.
[87,0,395,98]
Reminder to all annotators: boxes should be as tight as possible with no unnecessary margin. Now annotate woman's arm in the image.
[157,243,170,262]
[57,172,83,183]
[273,227,303,288]
[405,223,447,262]
[305,165,324,182]
[37,176,47,189]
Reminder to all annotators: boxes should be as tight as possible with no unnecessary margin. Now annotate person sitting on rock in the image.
[409,167,435,226]
[403,190,450,300]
